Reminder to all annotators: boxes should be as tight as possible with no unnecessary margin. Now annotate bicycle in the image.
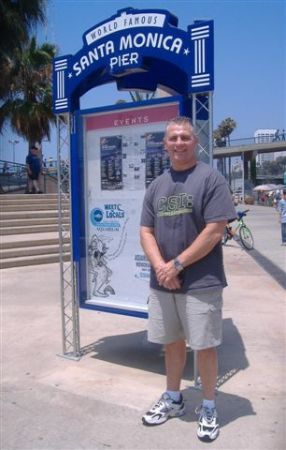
[222,209,254,250]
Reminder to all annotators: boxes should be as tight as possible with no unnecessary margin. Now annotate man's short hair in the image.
[165,116,197,137]
[166,116,193,127]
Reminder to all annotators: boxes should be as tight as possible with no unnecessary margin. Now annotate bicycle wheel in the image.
[239,225,254,250]
[222,227,228,245]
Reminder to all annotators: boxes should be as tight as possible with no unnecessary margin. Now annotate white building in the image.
[256,152,274,165]
[254,129,277,143]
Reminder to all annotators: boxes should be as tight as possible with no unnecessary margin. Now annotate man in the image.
[140,117,236,442]
[26,146,42,194]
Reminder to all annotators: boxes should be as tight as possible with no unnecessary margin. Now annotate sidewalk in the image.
[1,205,285,450]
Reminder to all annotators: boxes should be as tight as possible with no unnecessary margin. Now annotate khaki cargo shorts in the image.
[147,287,223,350]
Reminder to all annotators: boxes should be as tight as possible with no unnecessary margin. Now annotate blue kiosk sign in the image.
[53,7,214,112]
[52,7,214,355]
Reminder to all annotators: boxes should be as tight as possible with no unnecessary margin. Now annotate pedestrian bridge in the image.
[212,136,286,191]
[213,139,286,158]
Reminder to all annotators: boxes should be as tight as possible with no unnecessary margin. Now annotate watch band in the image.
[173,257,184,272]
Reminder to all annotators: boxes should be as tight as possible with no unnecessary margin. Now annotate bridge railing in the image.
[215,133,286,148]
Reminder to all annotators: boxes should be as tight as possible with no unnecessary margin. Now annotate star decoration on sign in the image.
[184,48,190,56]
[68,72,73,78]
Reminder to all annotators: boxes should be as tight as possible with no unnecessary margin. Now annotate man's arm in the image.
[155,220,227,285]
[140,226,181,290]
[177,220,227,266]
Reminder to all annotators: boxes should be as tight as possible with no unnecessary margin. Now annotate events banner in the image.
[83,101,179,313]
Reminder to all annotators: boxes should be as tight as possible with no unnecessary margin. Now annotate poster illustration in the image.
[88,208,129,298]
[100,135,123,190]
[145,131,170,187]
[88,232,115,297]
[87,200,150,309]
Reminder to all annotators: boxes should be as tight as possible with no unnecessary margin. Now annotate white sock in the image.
[203,399,215,409]
[166,390,181,401]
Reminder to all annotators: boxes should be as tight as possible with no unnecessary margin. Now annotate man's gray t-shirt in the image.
[140,161,237,292]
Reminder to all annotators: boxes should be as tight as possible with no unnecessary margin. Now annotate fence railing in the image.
[0,160,27,193]
[0,159,65,194]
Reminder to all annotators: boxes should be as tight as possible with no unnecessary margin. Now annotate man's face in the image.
[164,122,198,171]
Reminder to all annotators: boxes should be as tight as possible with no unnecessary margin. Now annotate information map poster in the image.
[83,101,179,314]
[100,135,123,190]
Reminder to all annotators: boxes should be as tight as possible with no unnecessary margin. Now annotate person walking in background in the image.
[277,189,286,245]
[26,146,42,194]
[2,161,8,174]
[273,129,280,141]
[274,190,281,209]
[140,117,236,442]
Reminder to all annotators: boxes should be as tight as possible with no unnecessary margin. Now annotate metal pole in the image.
[191,93,200,388]
[57,115,67,354]
[193,350,200,388]
[192,93,197,134]
[228,157,231,186]
[8,139,19,165]
[56,114,81,360]
[190,92,213,388]
[209,92,213,167]
[67,114,81,357]
[242,152,245,202]
[192,93,212,165]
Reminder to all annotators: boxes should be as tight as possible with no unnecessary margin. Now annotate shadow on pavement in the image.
[182,318,254,427]
[247,248,286,289]
[80,318,255,428]
[224,237,285,289]
[81,318,249,386]
[217,317,249,387]
[85,330,165,375]
[179,388,256,427]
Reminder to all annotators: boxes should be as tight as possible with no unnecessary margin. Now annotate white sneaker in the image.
[142,392,185,426]
[196,405,219,441]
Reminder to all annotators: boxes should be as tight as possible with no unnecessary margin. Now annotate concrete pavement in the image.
[1,204,285,450]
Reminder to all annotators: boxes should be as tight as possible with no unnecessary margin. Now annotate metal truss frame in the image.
[57,114,81,360]
[191,92,213,388]
[192,92,213,166]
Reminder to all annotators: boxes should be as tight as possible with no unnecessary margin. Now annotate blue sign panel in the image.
[53,7,214,113]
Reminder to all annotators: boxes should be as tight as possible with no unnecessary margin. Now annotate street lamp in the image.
[8,139,19,164]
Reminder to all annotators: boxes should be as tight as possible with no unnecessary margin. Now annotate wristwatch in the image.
[173,257,184,272]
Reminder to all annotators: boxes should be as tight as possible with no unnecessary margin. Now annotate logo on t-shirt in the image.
[157,193,193,217]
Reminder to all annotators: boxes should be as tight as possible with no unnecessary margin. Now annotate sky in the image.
[1,0,285,163]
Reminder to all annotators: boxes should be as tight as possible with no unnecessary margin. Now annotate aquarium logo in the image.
[90,208,104,225]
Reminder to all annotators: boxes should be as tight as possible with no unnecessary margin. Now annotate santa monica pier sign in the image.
[52,7,214,112]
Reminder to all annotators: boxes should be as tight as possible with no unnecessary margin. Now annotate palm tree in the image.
[129,91,156,102]
[0,36,57,148]
[115,91,157,105]
[213,128,226,147]
[0,0,47,99]
[213,117,237,147]
[218,117,237,146]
